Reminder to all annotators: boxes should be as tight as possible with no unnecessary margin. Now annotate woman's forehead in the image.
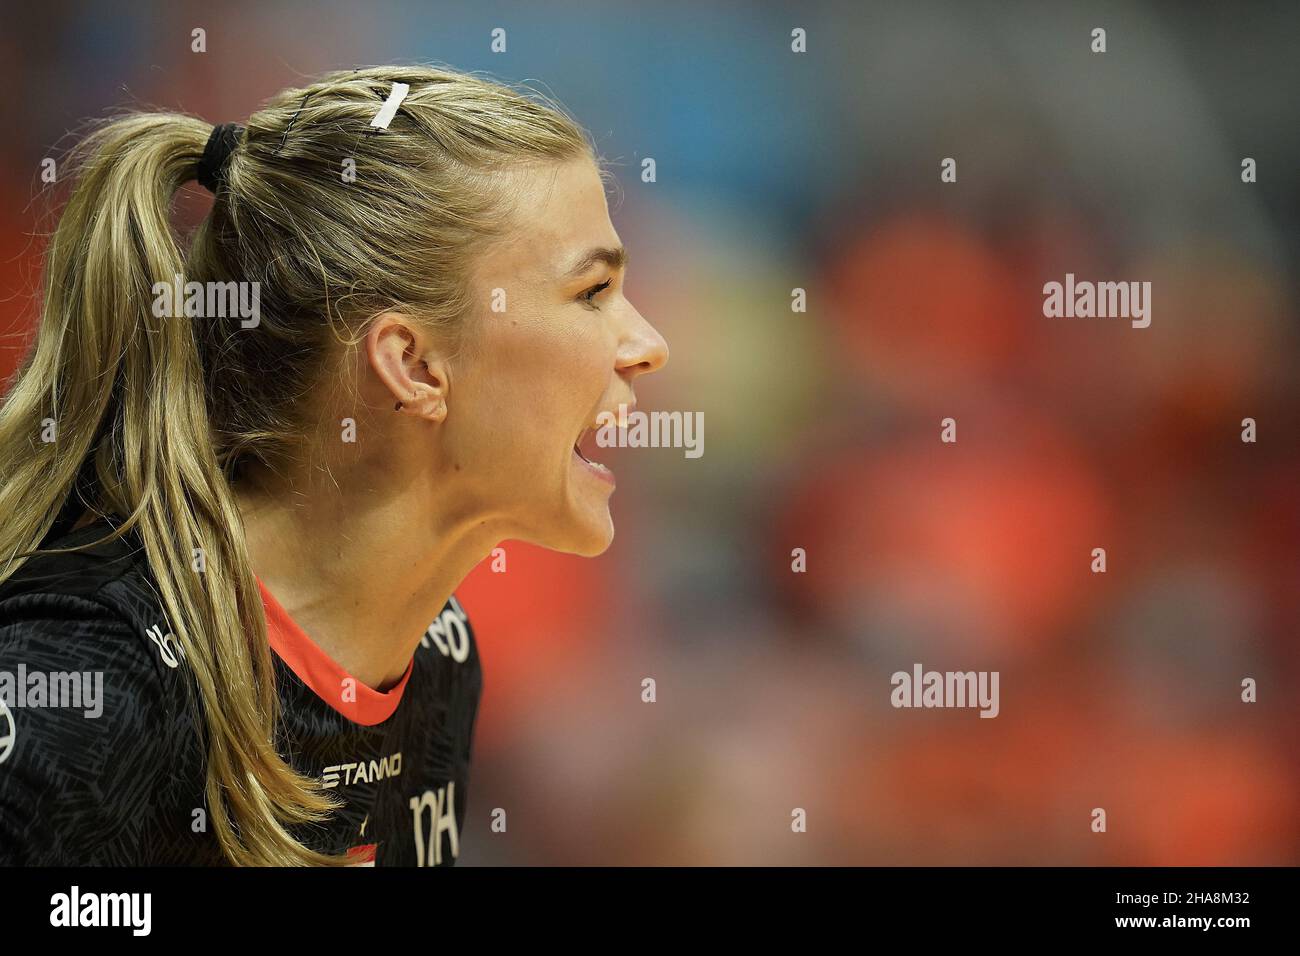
[485,160,618,281]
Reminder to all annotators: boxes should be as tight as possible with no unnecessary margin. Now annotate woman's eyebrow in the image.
[559,245,628,279]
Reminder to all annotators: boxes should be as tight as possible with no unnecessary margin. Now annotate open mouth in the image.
[573,426,615,484]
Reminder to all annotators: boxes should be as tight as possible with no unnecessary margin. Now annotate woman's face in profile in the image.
[447,156,669,556]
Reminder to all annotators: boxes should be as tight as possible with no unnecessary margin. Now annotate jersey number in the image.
[409,783,459,866]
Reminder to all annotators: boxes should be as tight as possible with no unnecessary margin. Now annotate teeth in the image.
[574,426,603,467]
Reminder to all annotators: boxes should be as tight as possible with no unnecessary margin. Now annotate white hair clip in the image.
[370,82,410,130]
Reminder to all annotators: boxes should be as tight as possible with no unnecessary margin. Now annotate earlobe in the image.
[394,387,446,422]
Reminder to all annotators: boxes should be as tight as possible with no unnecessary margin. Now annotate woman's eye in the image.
[579,279,612,308]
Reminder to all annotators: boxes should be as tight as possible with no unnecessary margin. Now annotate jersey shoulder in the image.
[0,520,180,681]
[0,521,187,864]
[0,519,160,622]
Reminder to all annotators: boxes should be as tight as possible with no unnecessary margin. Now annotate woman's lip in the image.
[572,446,616,486]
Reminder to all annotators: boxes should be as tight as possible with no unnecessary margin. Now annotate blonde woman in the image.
[0,65,668,866]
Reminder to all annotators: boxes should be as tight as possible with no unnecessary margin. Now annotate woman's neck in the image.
[233,465,499,691]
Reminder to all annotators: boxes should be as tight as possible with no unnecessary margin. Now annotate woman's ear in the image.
[366,312,450,423]
[394,391,446,422]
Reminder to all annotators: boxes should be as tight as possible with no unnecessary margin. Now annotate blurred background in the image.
[1,0,1297,864]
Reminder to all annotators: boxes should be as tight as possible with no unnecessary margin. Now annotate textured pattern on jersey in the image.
[0,522,482,866]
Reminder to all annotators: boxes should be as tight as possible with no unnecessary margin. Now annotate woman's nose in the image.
[619,308,669,376]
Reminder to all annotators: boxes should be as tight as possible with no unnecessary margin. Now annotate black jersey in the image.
[0,520,483,866]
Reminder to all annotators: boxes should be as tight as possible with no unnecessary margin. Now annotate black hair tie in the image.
[196,123,245,193]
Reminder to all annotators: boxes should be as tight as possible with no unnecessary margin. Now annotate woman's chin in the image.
[571,513,615,556]
[558,503,615,557]
[514,499,613,557]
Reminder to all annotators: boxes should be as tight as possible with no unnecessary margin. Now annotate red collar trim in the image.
[256,576,413,726]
